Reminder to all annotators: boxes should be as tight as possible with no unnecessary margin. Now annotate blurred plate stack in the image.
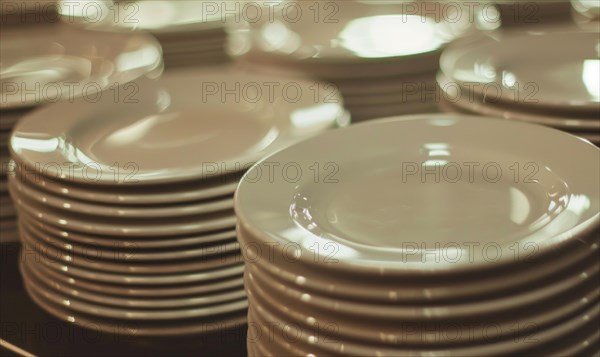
[59,0,238,70]
[438,25,600,145]
[229,0,498,122]
[0,24,163,243]
[8,66,348,336]
[0,0,59,27]
[488,0,573,28]
[236,114,600,356]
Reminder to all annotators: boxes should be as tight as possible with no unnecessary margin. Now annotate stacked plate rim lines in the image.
[228,0,500,122]
[57,0,239,70]
[235,114,600,356]
[8,64,348,337]
[0,23,163,243]
[437,24,600,145]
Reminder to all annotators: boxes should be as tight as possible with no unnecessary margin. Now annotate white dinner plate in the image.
[440,26,600,113]
[437,73,600,130]
[22,249,245,285]
[11,162,239,205]
[9,175,233,219]
[235,114,600,276]
[23,256,244,298]
[22,260,246,310]
[10,66,345,185]
[0,24,163,109]
[12,191,237,237]
[20,212,237,249]
[24,283,247,337]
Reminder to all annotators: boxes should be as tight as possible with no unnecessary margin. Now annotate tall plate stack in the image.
[8,66,347,337]
[59,0,239,69]
[0,24,162,243]
[437,25,600,145]
[228,0,497,122]
[236,114,600,356]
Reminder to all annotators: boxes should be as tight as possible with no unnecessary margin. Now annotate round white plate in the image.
[20,212,237,249]
[22,249,245,285]
[22,260,245,310]
[247,260,598,345]
[437,73,600,130]
[9,175,234,219]
[12,189,237,237]
[11,162,239,205]
[24,283,247,337]
[234,0,477,64]
[248,289,599,357]
[21,219,240,263]
[235,114,600,276]
[440,26,600,113]
[23,256,244,298]
[240,221,599,303]
[0,24,163,109]
[10,66,345,185]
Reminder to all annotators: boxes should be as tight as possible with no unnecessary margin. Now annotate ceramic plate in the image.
[22,260,245,309]
[13,191,236,237]
[235,0,476,64]
[24,283,247,336]
[246,261,598,346]
[0,24,163,109]
[247,289,599,356]
[22,249,245,285]
[9,175,234,219]
[235,114,600,276]
[10,66,345,185]
[437,73,600,130]
[440,26,600,113]
[23,257,244,298]
[21,212,237,249]
[11,162,239,205]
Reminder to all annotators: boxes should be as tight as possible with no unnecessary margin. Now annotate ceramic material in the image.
[236,113,600,356]
[229,0,495,122]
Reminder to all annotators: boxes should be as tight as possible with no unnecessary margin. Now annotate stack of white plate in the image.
[236,114,600,356]
[0,24,162,243]
[437,25,600,145]
[8,65,347,336]
[59,0,237,70]
[229,0,497,122]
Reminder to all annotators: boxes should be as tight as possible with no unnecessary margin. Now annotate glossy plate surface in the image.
[235,114,600,275]
[10,66,345,185]
[0,24,163,109]
[440,26,600,113]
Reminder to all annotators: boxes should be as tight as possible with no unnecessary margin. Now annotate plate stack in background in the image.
[8,66,348,336]
[235,114,600,356]
[228,0,499,122]
[488,0,573,28]
[438,25,600,145]
[0,24,162,243]
[59,0,238,70]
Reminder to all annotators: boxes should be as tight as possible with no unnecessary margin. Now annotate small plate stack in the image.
[229,0,496,122]
[59,0,237,69]
[438,25,600,145]
[0,24,162,243]
[8,65,347,336]
[236,114,600,356]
